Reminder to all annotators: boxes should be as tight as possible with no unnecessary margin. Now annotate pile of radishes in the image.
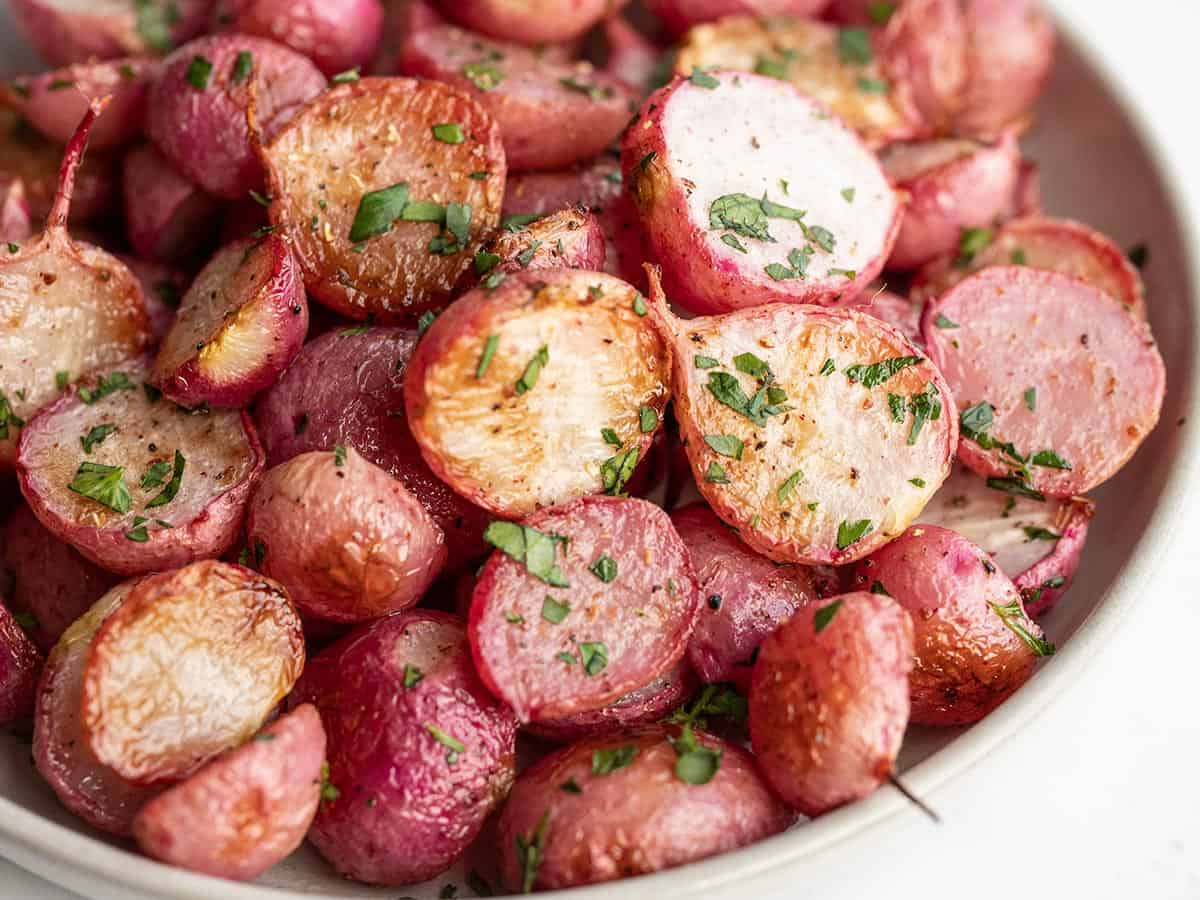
[0,0,1166,893]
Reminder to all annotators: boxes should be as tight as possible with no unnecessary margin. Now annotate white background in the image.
[2,0,1198,898]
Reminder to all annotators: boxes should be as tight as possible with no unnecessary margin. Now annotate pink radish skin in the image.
[647,0,831,35]
[398,25,632,172]
[146,35,326,200]
[603,14,661,95]
[623,72,901,314]
[882,132,1021,270]
[34,581,162,836]
[151,235,308,408]
[471,207,607,284]
[117,256,188,343]
[132,704,324,880]
[17,356,266,576]
[221,0,386,76]
[122,144,223,265]
[245,448,448,624]
[0,601,41,724]
[437,0,629,45]
[4,57,159,150]
[1,503,120,652]
[9,0,214,67]
[0,102,152,469]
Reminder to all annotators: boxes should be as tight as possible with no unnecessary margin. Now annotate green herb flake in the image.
[869,580,890,596]
[418,310,437,334]
[333,445,347,467]
[764,262,794,281]
[819,358,835,376]
[502,213,542,232]
[705,461,729,483]
[600,427,622,447]
[635,405,657,433]
[733,352,770,379]
[868,1,898,23]
[600,446,640,496]
[474,251,501,275]
[989,600,1055,656]
[134,0,177,52]
[476,335,499,379]
[857,76,890,93]
[754,55,788,80]
[1023,526,1061,542]
[710,193,773,242]
[986,476,1046,502]
[671,724,722,785]
[432,122,465,144]
[516,241,542,268]
[541,595,570,624]
[504,611,524,624]
[55,371,70,391]
[841,186,856,203]
[955,227,994,267]
[1023,387,1038,412]
[844,356,922,388]
[77,371,134,405]
[1011,247,1028,265]
[231,50,252,84]
[579,641,608,676]
[425,723,465,763]
[468,170,490,180]
[689,68,720,89]
[403,664,424,689]
[348,182,409,243]
[319,762,339,803]
[591,745,637,775]
[515,345,550,395]
[760,195,806,222]
[68,462,131,513]
[836,518,873,551]
[555,651,576,665]
[838,27,873,64]
[1031,449,1072,470]
[909,476,927,488]
[515,811,549,893]
[80,423,116,454]
[777,469,803,504]
[695,355,720,369]
[632,293,648,316]
[813,599,844,633]
[185,55,213,90]
[483,521,570,587]
[330,66,361,84]
[6,242,18,254]
[462,61,504,91]
[558,76,613,100]
[721,234,748,253]
[704,434,744,459]
[145,450,185,509]
[934,313,959,329]
[589,554,618,583]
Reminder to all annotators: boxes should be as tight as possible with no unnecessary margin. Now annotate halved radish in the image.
[405,268,671,517]
[623,71,901,315]
[647,267,956,565]
[921,266,1164,497]
[220,0,385,77]
[468,495,699,722]
[0,179,32,243]
[9,0,214,66]
[34,580,162,836]
[916,464,1092,617]
[602,13,662,96]
[0,102,152,469]
[263,77,506,323]
[881,132,1021,270]
[17,355,265,575]
[146,34,326,200]
[877,0,967,134]
[675,17,922,148]
[0,108,117,224]
[853,524,1048,725]
[131,704,324,880]
[502,155,622,217]
[151,236,308,408]
[80,560,304,784]
[911,216,1147,318]
[121,143,223,265]
[398,23,633,172]
[859,288,922,347]
[4,57,159,149]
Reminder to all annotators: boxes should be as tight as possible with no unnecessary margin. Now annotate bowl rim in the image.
[1,5,1198,900]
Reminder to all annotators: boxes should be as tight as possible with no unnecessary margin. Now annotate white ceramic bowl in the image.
[0,3,1197,898]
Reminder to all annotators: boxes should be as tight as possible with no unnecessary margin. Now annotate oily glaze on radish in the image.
[648,267,956,565]
[0,179,32,243]
[0,103,152,469]
[472,207,607,282]
[623,71,901,314]
[0,600,41,724]
[17,356,265,575]
[245,448,447,623]
[80,560,304,785]
[263,77,506,322]
[406,269,671,516]
[219,0,385,76]
[151,235,308,408]
[749,591,913,815]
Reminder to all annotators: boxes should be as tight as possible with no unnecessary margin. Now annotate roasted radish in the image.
[650,0,832,35]
[17,356,265,575]
[263,77,506,322]
[219,0,385,76]
[472,207,607,282]
[245,448,447,623]
[749,591,913,816]
[80,560,304,784]
[469,495,699,722]
[151,235,308,408]
[0,103,152,469]
[121,143,223,265]
[0,600,41,724]
[921,267,1164,496]
[0,179,32,243]
[648,267,956,565]
[853,524,1049,724]
[623,70,901,314]
[406,269,671,516]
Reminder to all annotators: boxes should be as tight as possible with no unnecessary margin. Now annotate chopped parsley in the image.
[986,476,1045,501]
[80,424,116,454]
[689,68,720,89]
[431,122,465,144]
[721,234,748,253]
[814,599,844,633]
[541,595,570,624]
[68,462,131,513]
[145,450,185,508]
[515,811,549,893]
[841,186,857,203]
[476,334,499,378]
[1031,449,1071,469]
[185,55,212,90]
[330,66,360,84]
[589,554,617,583]
[844,356,922,388]
[639,405,658,432]
[591,745,637,775]
[600,446,640,495]
[425,723,465,764]
[694,355,720,369]
[600,427,622,447]
[705,461,729,483]
[836,519,873,551]
[462,61,503,91]
[955,227,993,267]
[671,724,722,785]
[348,182,409,242]
[78,371,134,405]
[403,664,424,689]
[579,641,608,676]
[230,50,252,84]
[1023,526,1061,542]
[934,313,959,329]
[709,193,773,242]
[838,28,874,65]
[704,434,744,459]
[515,345,549,394]
[484,522,569,587]
[777,469,804,503]
[988,600,1055,656]
[1024,387,1037,411]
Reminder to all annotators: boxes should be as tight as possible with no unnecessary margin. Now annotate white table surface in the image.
[2,0,1197,898]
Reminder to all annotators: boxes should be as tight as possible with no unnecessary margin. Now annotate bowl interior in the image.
[0,12,1195,900]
